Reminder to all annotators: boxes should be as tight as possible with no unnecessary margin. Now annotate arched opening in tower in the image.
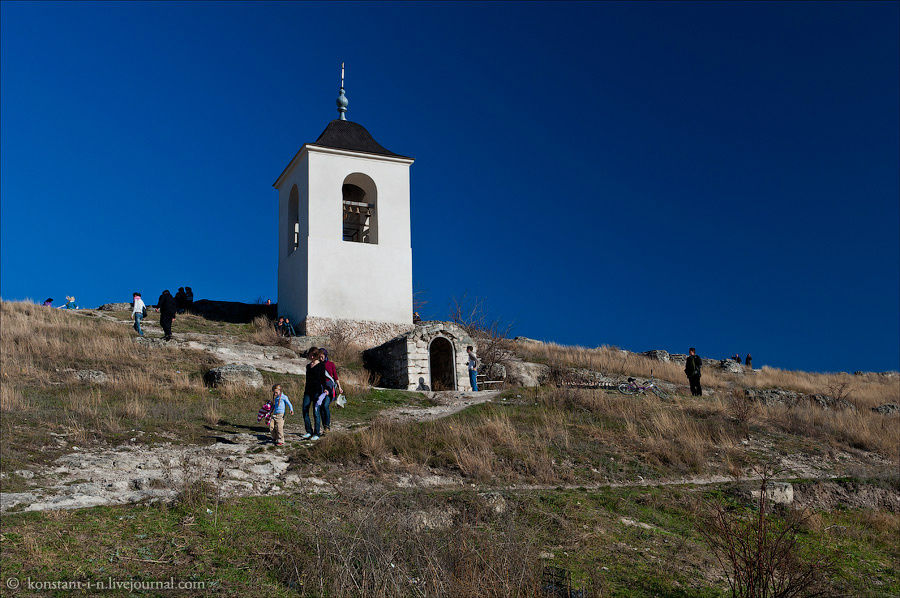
[341,173,378,244]
[429,337,456,391]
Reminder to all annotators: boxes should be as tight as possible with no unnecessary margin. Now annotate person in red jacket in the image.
[319,349,343,434]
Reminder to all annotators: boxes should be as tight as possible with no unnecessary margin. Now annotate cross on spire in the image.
[337,62,348,120]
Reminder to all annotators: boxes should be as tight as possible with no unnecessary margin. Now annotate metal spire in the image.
[336,62,348,120]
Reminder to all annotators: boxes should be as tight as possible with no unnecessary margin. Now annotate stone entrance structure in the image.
[363,322,476,391]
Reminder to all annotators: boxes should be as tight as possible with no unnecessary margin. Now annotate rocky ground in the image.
[0,389,499,513]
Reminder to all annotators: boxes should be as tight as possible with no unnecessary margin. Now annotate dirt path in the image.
[381,389,501,422]
[0,431,857,514]
[2,428,890,514]
[88,310,310,375]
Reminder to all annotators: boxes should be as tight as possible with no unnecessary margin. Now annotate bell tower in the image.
[273,67,415,343]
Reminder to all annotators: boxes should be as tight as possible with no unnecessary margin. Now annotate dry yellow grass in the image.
[1,301,215,390]
[515,341,898,461]
[313,374,898,485]
[514,340,899,408]
[0,384,30,413]
[517,340,694,385]
[0,300,232,468]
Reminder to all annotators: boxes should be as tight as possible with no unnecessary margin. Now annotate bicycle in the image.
[617,376,670,399]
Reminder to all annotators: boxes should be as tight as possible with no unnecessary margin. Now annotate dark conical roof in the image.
[312,119,410,159]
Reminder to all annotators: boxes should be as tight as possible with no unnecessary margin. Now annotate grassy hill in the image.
[0,301,897,596]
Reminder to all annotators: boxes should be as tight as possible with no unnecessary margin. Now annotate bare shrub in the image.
[698,467,836,597]
[248,314,288,347]
[825,380,855,409]
[729,387,758,436]
[449,295,512,383]
[320,319,364,366]
[163,451,220,511]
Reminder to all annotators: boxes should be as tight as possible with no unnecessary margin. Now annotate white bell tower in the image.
[273,67,415,343]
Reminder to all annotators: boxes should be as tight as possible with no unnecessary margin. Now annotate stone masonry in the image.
[363,322,476,391]
[301,316,414,348]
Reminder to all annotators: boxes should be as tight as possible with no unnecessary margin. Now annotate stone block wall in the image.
[363,321,476,391]
[301,316,414,348]
[363,336,410,389]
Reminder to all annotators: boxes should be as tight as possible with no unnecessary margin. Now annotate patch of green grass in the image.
[338,388,431,422]
[1,486,895,597]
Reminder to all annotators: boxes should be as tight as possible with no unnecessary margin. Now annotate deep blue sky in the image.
[2,2,898,373]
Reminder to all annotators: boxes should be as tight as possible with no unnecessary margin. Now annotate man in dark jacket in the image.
[685,347,703,396]
[157,290,177,340]
[184,286,194,312]
[174,288,187,314]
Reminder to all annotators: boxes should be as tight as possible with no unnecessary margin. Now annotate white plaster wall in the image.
[275,146,413,327]
[276,154,309,324]
[305,148,412,325]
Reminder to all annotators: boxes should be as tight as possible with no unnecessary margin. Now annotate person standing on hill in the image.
[157,289,177,341]
[302,348,328,441]
[131,292,146,336]
[175,288,187,314]
[299,347,319,440]
[745,353,752,369]
[184,286,194,312]
[685,348,703,396]
[467,346,479,392]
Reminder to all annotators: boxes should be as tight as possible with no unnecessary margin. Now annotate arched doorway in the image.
[429,336,456,391]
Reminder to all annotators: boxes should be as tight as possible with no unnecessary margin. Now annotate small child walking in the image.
[269,384,294,446]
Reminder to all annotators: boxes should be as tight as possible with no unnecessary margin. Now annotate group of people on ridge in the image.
[174,287,194,314]
[257,347,343,446]
[731,353,752,367]
[130,287,192,340]
[40,297,78,309]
